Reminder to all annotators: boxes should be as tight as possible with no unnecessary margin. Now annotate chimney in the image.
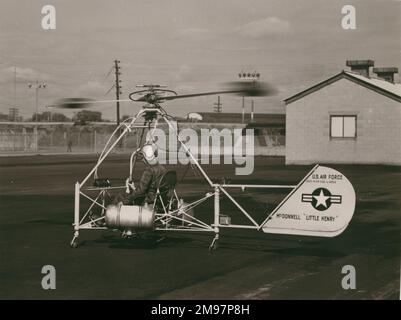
[373,67,398,83]
[346,60,374,77]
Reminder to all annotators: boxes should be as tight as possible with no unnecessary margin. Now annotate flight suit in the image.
[115,163,166,205]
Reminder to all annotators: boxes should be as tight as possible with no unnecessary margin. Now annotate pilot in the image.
[115,143,166,206]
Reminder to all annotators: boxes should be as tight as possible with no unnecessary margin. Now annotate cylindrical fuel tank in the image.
[105,204,155,230]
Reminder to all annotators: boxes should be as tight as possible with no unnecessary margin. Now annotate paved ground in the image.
[0,154,399,299]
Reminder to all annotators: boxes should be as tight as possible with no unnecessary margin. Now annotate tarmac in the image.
[0,154,399,299]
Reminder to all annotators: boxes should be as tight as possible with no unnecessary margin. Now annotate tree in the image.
[29,112,48,122]
[52,112,71,122]
[73,110,102,123]
[29,111,71,122]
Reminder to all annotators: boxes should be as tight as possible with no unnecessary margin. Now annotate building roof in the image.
[184,112,285,125]
[285,70,401,104]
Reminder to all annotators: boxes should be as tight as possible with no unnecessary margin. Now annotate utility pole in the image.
[214,95,222,113]
[114,59,122,126]
[28,80,46,152]
[251,100,254,123]
[242,96,245,124]
[14,67,17,109]
[238,70,260,124]
[28,80,47,122]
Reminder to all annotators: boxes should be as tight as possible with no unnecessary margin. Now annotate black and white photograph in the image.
[0,0,400,306]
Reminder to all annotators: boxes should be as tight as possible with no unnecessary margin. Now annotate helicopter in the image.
[52,80,356,250]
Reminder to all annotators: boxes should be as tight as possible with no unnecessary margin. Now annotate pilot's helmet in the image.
[141,143,158,165]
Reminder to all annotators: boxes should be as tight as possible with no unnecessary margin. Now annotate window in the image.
[330,115,356,138]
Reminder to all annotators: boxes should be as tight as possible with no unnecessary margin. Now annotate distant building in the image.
[8,108,22,122]
[0,113,9,122]
[285,60,401,165]
[185,112,285,125]
[186,112,203,122]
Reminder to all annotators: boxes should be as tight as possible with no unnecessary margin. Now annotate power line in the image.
[105,84,115,96]
[102,66,114,83]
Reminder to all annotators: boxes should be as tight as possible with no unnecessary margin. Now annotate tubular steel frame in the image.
[71,107,304,250]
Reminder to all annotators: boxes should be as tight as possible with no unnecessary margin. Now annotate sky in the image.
[0,0,400,120]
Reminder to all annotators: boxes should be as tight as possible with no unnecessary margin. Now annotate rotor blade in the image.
[226,81,277,97]
[157,81,277,102]
[160,90,238,101]
[49,98,132,109]
[132,91,231,102]
[50,81,277,107]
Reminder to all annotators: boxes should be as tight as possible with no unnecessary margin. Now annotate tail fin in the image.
[261,165,355,237]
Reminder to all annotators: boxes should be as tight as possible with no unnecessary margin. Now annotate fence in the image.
[0,123,285,156]
[0,129,143,154]
[0,132,37,152]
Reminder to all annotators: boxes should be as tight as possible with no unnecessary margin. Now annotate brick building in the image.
[285,60,401,165]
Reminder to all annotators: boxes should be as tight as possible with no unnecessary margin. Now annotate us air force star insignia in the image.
[314,189,330,208]
[301,188,342,211]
